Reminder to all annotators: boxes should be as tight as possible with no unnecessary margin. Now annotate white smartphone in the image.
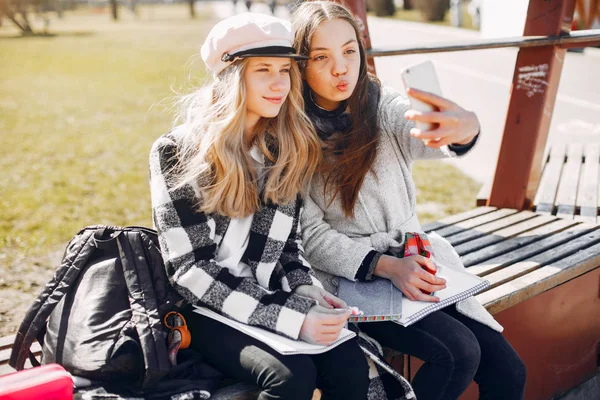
[400,60,443,132]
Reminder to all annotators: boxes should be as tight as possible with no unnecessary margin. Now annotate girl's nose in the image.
[270,75,287,91]
[332,56,348,76]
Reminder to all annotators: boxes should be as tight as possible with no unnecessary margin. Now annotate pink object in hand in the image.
[349,306,364,316]
[0,363,73,400]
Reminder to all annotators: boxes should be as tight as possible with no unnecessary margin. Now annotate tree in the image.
[110,0,118,20]
[0,0,36,34]
[188,0,195,18]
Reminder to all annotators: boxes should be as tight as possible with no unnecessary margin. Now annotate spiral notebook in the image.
[338,264,489,327]
[193,306,356,355]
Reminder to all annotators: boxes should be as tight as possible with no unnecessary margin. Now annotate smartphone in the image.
[400,60,443,132]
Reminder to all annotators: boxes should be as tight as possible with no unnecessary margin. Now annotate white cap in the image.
[201,13,308,76]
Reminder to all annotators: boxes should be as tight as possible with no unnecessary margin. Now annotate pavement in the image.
[204,0,600,187]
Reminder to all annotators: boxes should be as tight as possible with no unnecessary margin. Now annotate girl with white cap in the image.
[149,13,370,399]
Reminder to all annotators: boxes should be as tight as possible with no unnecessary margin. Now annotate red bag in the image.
[0,363,73,400]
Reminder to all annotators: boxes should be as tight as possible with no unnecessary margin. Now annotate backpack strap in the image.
[9,228,99,370]
[116,231,171,390]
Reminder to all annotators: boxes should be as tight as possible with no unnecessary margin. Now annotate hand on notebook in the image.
[299,305,352,345]
[294,285,348,309]
[374,255,447,302]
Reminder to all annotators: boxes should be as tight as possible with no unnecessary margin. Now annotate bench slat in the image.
[0,343,41,365]
[433,208,519,238]
[0,335,17,351]
[460,218,577,267]
[481,227,600,290]
[477,241,600,314]
[0,358,39,375]
[466,223,597,276]
[556,144,584,218]
[422,206,497,232]
[534,144,566,214]
[575,143,599,224]
[446,211,538,247]
[454,214,559,259]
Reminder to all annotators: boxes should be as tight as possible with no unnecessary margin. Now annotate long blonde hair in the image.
[173,58,321,219]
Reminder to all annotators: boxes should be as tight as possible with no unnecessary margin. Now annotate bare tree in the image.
[188,0,195,18]
[110,0,118,20]
[0,0,34,33]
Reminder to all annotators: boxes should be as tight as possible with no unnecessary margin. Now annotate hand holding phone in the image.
[400,60,443,132]
[400,61,480,149]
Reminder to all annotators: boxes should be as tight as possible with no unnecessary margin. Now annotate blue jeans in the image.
[360,306,526,400]
[185,310,370,400]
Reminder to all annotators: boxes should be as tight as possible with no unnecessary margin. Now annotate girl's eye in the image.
[313,55,326,61]
[345,49,357,55]
[280,68,290,74]
[257,68,269,72]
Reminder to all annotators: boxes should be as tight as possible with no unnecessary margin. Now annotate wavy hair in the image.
[173,58,321,218]
[292,1,381,217]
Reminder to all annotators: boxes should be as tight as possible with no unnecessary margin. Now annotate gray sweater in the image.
[301,85,503,332]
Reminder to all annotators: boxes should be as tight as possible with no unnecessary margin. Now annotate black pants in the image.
[360,306,526,400]
[185,311,370,400]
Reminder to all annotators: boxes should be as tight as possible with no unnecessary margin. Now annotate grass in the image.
[413,160,480,224]
[0,2,480,333]
[390,3,476,30]
[0,4,211,270]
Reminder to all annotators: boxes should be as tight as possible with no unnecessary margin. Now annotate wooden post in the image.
[334,0,377,74]
[487,0,577,210]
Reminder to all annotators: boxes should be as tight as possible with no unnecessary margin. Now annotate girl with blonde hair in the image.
[149,13,370,400]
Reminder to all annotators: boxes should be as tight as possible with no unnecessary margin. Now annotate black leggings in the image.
[184,310,370,400]
[360,306,526,400]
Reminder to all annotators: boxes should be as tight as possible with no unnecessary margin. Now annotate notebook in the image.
[338,263,490,327]
[193,306,356,355]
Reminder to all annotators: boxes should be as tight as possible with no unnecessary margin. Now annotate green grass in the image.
[413,160,480,224]
[389,4,476,30]
[0,4,212,269]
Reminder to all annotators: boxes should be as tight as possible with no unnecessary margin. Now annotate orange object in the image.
[164,311,191,350]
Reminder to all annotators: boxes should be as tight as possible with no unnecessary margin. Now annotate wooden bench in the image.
[419,206,600,400]
[2,209,598,400]
[477,143,600,224]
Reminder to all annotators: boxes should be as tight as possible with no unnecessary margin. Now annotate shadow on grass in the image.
[0,31,95,39]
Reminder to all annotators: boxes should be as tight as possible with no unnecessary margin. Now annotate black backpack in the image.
[9,225,183,392]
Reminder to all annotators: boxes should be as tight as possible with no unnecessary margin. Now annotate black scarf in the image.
[303,80,380,140]
[303,81,352,140]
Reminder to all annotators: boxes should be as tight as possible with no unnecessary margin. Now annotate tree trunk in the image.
[367,0,395,17]
[0,0,34,33]
[110,0,118,21]
[188,0,195,18]
[415,0,449,22]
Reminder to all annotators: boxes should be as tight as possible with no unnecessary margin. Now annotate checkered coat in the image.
[150,128,416,400]
[149,129,323,340]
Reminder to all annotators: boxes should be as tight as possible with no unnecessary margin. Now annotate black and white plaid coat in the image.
[149,129,323,340]
[150,128,416,400]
